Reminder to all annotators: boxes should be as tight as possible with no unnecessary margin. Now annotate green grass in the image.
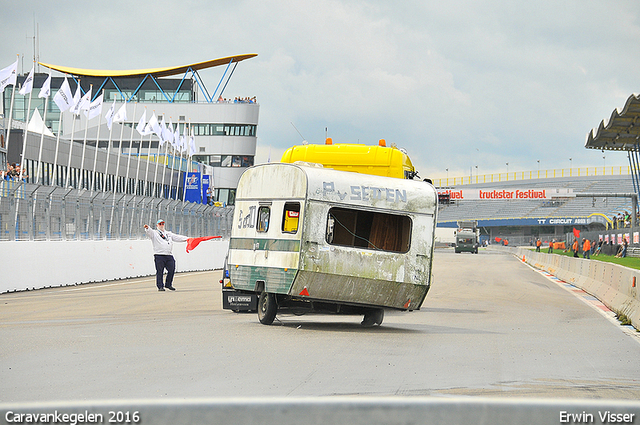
[533,248,640,270]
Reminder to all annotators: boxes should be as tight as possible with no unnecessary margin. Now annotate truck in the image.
[454,220,479,254]
[280,139,418,180]
[224,162,438,326]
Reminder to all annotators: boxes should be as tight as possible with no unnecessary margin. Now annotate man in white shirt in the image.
[143,219,189,291]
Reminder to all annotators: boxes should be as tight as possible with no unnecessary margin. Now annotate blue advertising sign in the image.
[202,174,211,205]
[438,215,608,228]
[184,172,202,203]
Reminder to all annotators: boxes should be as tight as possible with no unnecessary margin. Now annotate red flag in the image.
[186,236,221,253]
[495,237,502,242]
[572,228,580,239]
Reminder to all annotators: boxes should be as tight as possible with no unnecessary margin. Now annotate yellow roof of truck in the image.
[280,139,415,179]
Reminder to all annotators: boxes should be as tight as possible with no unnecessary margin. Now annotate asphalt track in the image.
[1,247,640,403]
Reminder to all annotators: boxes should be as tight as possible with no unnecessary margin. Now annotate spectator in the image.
[582,238,591,259]
[594,239,603,256]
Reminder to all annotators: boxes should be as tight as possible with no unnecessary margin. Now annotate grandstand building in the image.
[436,172,635,246]
[1,55,258,205]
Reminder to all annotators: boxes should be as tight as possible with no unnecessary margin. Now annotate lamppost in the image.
[506,162,509,178]
[537,160,540,178]
[569,157,572,176]
[475,165,478,183]
[603,155,606,174]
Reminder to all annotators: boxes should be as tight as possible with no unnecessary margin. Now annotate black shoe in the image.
[165,286,176,291]
[158,287,165,291]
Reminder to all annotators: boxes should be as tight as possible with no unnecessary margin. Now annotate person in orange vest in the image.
[548,239,554,254]
[572,239,579,257]
[536,238,542,252]
[582,238,591,259]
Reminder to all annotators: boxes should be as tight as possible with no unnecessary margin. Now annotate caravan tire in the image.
[258,292,277,325]
[361,309,384,327]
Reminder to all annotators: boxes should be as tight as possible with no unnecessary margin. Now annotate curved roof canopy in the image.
[585,93,640,151]
[39,54,257,78]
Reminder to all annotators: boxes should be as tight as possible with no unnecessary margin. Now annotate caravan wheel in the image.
[361,309,384,327]
[258,292,277,325]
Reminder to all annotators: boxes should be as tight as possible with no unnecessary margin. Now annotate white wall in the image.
[1,239,229,293]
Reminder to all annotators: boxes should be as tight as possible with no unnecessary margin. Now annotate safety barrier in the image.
[518,247,640,331]
[0,239,229,293]
[1,397,639,425]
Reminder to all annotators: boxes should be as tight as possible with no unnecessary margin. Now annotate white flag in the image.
[113,102,127,123]
[0,59,18,92]
[148,113,161,138]
[189,129,197,156]
[73,87,92,116]
[38,73,51,98]
[136,110,147,136]
[69,81,82,115]
[105,97,116,130]
[189,130,197,156]
[160,115,169,145]
[174,126,183,152]
[85,93,103,120]
[167,119,175,147]
[53,77,74,112]
[18,66,35,95]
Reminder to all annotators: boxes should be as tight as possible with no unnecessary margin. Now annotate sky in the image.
[2,0,640,180]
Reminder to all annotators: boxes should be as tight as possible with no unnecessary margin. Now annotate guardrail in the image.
[433,166,631,187]
[516,247,640,331]
[0,181,233,241]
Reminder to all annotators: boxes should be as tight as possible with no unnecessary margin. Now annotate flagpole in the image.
[119,102,137,235]
[143,123,153,197]
[103,98,116,193]
[110,102,127,237]
[142,130,153,228]
[4,85,17,172]
[159,115,169,199]
[151,111,161,198]
[123,102,137,196]
[63,80,82,189]
[19,75,35,182]
[167,132,176,201]
[129,107,146,234]
[49,75,71,187]
[49,106,64,186]
[35,89,50,185]
[133,108,146,197]
[3,55,19,175]
[79,84,93,190]
[182,122,189,204]
[90,90,104,192]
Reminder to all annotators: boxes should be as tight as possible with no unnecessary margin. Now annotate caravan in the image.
[225,162,438,326]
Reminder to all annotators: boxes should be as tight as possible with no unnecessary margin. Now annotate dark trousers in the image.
[154,254,176,289]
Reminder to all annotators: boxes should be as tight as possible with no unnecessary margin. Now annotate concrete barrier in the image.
[517,247,640,331]
[1,239,229,293]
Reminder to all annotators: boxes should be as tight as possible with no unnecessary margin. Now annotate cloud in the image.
[2,0,640,180]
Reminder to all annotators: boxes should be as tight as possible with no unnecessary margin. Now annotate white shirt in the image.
[145,226,188,255]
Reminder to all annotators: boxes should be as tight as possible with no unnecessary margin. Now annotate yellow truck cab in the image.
[281,138,417,180]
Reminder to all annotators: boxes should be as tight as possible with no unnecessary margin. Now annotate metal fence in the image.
[0,180,234,241]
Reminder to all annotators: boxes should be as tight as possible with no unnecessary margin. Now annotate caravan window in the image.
[257,206,270,232]
[282,202,300,233]
[326,207,411,253]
